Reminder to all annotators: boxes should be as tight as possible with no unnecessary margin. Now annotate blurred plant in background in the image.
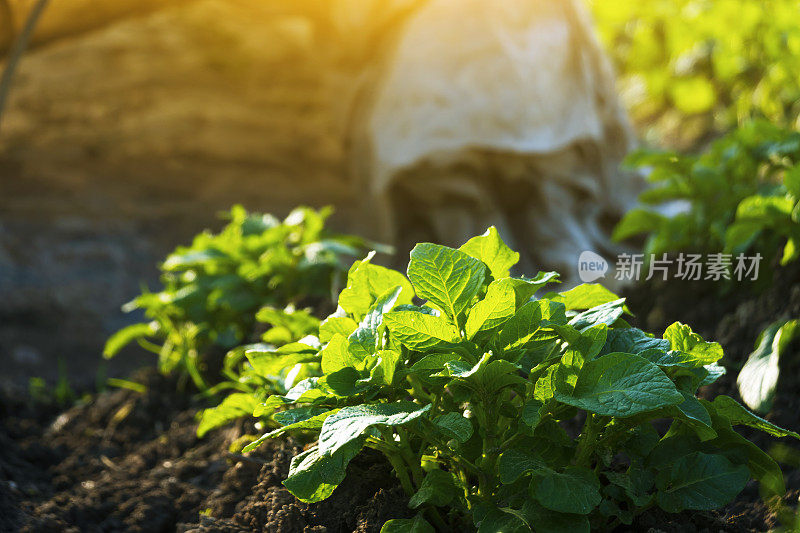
[738,318,799,415]
[613,121,800,272]
[591,0,800,147]
[103,205,381,392]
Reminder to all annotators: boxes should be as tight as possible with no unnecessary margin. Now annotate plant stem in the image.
[426,507,449,531]
[408,375,434,403]
[475,398,500,499]
[0,0,49,130]
[574,414,602,467]
[366,440,416,496]
[387,452,416,496]
[397,428,425,486]
[456,467,473,507]
[452,455,481,476]
[500,432,523,450]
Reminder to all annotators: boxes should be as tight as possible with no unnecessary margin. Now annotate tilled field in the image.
[2,263,799,532]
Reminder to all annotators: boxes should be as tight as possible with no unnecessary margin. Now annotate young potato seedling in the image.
[103,205,378,392]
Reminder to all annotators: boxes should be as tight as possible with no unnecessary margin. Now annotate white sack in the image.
[360,0,640,284]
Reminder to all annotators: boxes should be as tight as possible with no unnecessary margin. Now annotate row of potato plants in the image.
[613,120,800,417]
[198,227,799,532]
[103,205,378,393]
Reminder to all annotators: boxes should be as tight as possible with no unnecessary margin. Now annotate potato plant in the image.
[726,162,800,267]
[614,121,800,269]
[227,229,798,532]
[197,304,324,436]
[614,122,800,421]
[103,204,378,391]
[738,318,799,415]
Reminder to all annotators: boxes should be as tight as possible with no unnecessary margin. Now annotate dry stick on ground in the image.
[0,0,50,132]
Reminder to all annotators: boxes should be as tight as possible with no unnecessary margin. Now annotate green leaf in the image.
[669,76,716,114]
[408,469,457,508]
[604,469,654,508]
[781,237,799,265]
[711,395,800,439]
[319,316,358,343]
[475,507,529,533]
[736,195,795,221]
[103,322,158,358]
[656,452,749,512]
[433,412,473,443]
[273,406,332,426]
[495,272,560,308]
[256,306,319,340]
[162,248,229,270]
[600,328,670,356]
[368,350,401,386]
[437,354,525,394]
[197,393,258,437]
[394,304,439,315]
[348,286,403,358]
[553,323,609,366]
[409,353,462,375]
[465,280,516,339]
[458,226,520,278]
[786,165,800,198]
[520,400,544,431]
[380,515,435,533]
[568,299,627,330]
[554,353,683,417]
[318,402,431,454]
[244,346,318,379]
[624,424,660,460]
[339,255,414,319]
[407,243,487,321]
[704,405,786,497]
[243,408,337,452]
[383,311,461,350]
[258,377,329,413]
[613,208,664,241]
[699,363,727,387]
[322,367,366,397]
[531,467,601,515]
[639,349,715,370]
[552,284,624,311]
[518,500,589,533]
[498,448,549,484]
[725,221,763,254]
[321,334,364,374]
[534,365,558,402]
[666,391,716,441]
[663,322,723,365]
[348,326,377,359]
[497,300,567,351]
[737,319,798,414]
[283,440,363,503]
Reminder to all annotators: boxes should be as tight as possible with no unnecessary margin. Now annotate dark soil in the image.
[1,262,799,533]
[0,369,410,533]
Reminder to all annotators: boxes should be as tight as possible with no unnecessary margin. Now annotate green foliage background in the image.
[591,0,800,147]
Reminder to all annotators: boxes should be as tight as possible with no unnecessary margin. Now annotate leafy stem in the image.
[574,414,604,468]
[370,442,416,496]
